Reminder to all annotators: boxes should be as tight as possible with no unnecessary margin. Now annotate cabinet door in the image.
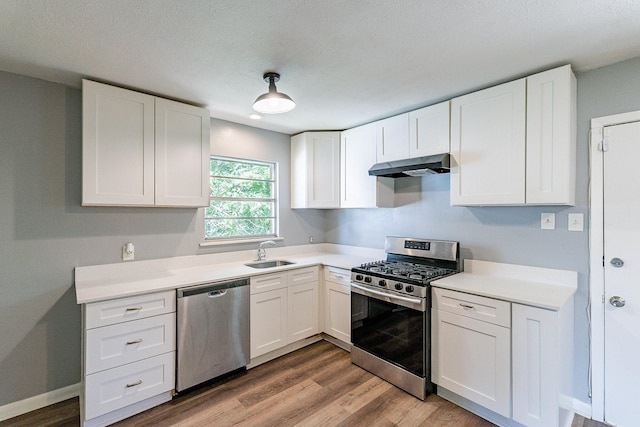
[82,80,155,206]
[376,114,410,162]
[323,281,351,344]
[409,101,450,158]
[291,132,340,209]
[155,98,210,207]
[433,308,511,417]
[450,79,526,206]
[288,282,319,342]
[525,65,576,206]
[512,304,558,427]
[250,288,287,358]
[340,124,394,208]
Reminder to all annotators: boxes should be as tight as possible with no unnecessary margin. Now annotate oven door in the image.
[350,283,427,378]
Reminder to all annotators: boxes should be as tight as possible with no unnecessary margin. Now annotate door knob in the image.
[610,296,626,308]
[610,258,624,268]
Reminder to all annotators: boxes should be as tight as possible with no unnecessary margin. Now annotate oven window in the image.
[351,292,425,377]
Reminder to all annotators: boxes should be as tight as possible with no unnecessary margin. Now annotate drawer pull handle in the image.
[125,306,142,312]
[126,339,143,345]
[126,380,142,388]
[459,303,475,310]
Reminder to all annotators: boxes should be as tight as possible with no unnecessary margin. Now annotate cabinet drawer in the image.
[250,272,287,294]
[85,313,176,375]
[432,288,510,327]
[290,266,319,285]
[84,352,175,420]
[85,290,176,329]
[324,266,351,284]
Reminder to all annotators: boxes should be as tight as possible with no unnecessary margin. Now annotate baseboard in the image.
[0,382,80,422]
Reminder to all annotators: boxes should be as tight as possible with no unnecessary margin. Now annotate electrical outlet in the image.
[309,236,314,244]
[122,242,134,261]
[568,213,584,231]
[541,213,556,230]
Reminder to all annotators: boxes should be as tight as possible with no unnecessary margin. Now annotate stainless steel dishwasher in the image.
[176,277,250,392]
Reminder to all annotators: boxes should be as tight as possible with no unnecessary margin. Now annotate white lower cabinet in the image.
[288,282,319,342]
[433,287,574,427]
[512,304,564,427]
[322,267,351,344]
[81,290,176,427]
[250,288,288,357]
[432,288,511,417]
[250,266,319,359]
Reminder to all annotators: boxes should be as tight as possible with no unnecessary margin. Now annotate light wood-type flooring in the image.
[1,340,608,427]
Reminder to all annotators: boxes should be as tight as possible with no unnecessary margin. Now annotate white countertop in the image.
[432,259,577,310]
[75,243,384,304]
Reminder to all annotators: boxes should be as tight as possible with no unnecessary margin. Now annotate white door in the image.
[603,120,640,427]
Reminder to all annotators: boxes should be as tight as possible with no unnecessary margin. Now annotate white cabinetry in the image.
[250,266,319,358]
[340,124,394,208]
[375,114,410,162]
[291,132,341,209]
[81,290,176,427]
[450,64,576,206]
[82,79,210,208]
[432,288,511,417]
[450,79,526,206]
[322,267,351,344]
[409,101,450,158]
[512,303,573,427]
[525,65,576,205]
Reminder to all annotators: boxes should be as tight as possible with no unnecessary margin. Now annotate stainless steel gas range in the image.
[350,236,460,400]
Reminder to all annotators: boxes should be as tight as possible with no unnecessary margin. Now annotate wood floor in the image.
[1,340,608,427]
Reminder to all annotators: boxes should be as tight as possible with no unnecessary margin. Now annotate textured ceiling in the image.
[2,0,640,134]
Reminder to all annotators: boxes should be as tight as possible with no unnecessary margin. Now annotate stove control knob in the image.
[378,279,387,287]
[405,285,415,293]
[395,283,403,291]
[355,274,363,281]
[364,276,372,283]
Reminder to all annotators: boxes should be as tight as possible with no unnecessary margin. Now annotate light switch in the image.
[568,213,584,231]
[541,213,555,230]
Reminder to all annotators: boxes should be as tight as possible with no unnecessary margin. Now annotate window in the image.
[205,156,278,240]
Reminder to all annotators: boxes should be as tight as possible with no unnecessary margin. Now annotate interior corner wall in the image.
[0,70,321,407]
[325,55,640,403]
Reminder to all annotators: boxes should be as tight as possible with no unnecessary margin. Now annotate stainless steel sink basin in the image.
[244,260,296,269]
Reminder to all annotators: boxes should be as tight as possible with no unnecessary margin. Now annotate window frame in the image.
[204,155,279,242]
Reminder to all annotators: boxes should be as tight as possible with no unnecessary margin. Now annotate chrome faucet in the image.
[256,240,276,261]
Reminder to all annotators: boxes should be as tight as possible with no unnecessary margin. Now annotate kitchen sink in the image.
[244,260,296,269]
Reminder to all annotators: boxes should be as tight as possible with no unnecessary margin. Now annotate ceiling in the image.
[2,1,640,135]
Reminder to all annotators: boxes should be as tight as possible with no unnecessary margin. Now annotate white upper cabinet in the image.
[82,80,210,207]
[291,132,341,209]
[82,80,156,206]
[375,113,409,163]
[450,78,527,206]
[409,101,450,157]
[450,65,576,206]
[341,123,394,208]
[154,98,210,207]
[525,65,576,205]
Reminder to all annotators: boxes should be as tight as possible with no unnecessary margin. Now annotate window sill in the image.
[199,236,284,248]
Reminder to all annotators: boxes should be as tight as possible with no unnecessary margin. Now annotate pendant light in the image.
[252,72,296,114]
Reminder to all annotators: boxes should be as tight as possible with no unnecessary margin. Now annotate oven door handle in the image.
[350,283,423,305]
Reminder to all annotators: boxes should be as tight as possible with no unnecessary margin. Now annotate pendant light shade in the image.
[252,72,296,114]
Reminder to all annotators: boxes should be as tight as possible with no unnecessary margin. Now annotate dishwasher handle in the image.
[177,278,249,298]
[208,290,227,298]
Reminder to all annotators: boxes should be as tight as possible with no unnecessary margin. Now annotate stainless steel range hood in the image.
[368,153,450,178]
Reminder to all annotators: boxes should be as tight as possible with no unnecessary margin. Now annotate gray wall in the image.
[325,56,640,403]
[0,71,323,406]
